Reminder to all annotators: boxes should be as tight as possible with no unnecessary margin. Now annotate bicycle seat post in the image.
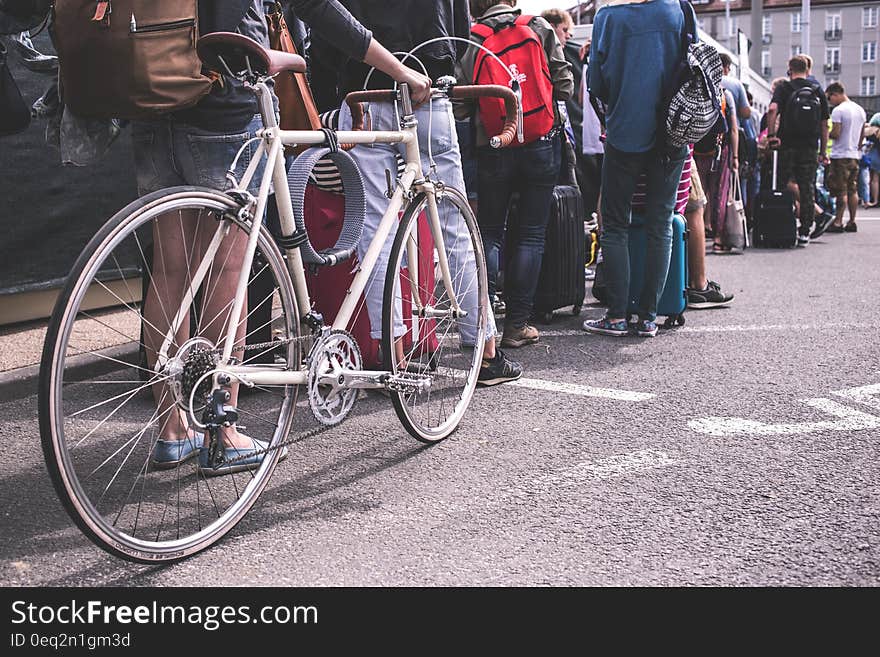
[253,80,278,130]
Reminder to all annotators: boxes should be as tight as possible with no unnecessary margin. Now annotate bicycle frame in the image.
[156,80,462,390]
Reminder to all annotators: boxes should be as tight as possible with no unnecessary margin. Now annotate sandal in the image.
[712,243,732,254]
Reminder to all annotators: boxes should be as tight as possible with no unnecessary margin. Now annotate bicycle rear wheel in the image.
[382,186,488,443]
[39,187,300,562]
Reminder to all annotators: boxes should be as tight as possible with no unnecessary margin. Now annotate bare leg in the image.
[142,211,252,448]
[833,194,846,227]
[847,191,859,226]
[686,204,708,291]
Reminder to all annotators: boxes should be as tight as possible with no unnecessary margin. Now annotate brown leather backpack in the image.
[52,0,214,120]
[265,2,320,154]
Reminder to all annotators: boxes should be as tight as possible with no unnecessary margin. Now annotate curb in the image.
[0,363,39,403]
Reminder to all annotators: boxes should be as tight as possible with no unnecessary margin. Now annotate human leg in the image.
[637,145,687,323]
[502,135,561,333]
[793,146,818,238]
[590,144,645,322]
[685,162,708,290]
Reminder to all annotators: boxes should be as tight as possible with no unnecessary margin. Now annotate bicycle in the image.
[38,32,520,562]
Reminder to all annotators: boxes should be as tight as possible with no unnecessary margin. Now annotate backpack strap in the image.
[678,0,696,49]
[515,14,533,26]
[470,21,492,39]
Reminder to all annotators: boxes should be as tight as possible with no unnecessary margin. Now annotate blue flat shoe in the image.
[151,432,203,470]
[197,438,288,477]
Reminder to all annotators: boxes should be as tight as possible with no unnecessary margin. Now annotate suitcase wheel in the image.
[571,305,582,316]
[537,311,554,324]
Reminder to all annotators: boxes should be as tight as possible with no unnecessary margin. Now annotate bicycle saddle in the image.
[197,32,306,77]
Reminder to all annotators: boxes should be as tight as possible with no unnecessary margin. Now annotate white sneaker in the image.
[796,234,810,247]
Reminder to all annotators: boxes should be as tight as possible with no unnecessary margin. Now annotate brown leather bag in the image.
[266,2,320,154]
[52,1,214,120]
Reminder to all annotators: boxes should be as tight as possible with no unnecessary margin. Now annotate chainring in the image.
[306,330,362,426]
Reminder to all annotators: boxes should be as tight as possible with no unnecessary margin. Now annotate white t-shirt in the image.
[831,100,867,160]
[582,70,604,155]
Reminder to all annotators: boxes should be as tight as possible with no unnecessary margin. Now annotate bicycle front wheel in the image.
[382,186,488,443]
[39,187,301,562]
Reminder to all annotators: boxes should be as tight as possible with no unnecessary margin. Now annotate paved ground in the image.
[1,214,878,586]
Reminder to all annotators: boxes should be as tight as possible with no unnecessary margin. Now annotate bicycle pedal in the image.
[385,371,433,394]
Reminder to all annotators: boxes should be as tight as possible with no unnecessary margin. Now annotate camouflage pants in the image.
[779,145,819,234]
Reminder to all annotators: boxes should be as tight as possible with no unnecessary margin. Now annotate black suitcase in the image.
[754,150,797,248]
[532,142,587,322]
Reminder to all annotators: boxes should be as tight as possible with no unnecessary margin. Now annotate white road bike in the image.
[38,32,520,562]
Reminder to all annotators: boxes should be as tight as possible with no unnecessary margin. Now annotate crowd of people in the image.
[11,0,879,476]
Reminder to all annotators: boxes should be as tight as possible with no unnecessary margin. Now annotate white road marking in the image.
[831,383,880,411]
[509,377,655,401]
[511,449,674,498]
[540,323,867,338]
[688,397,880,436]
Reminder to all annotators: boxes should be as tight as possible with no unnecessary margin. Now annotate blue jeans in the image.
[600,143,688,322]
[131,115,264,195]
[477,134,561,328]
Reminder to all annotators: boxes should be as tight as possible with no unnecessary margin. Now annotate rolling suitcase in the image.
[627,213,688,328]
[753,149,797,248]
[532,140,587,322]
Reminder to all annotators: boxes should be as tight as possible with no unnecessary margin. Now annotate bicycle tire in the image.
[382,186,488,443]
[39,186,301,562]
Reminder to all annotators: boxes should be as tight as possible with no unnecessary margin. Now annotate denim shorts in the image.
[130,115,264,196]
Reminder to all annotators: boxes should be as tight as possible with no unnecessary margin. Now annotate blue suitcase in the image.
[627,213,688,328]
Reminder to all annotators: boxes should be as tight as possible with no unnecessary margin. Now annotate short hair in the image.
[796,53,813,71]
[826,81,845,96]
[771,76,787,92]
[788,56,808,74]
[719,52,733,69]
[470,0,514,18]
[541,8,573,28]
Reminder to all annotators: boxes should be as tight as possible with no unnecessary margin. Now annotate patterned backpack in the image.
[662,0,723,151]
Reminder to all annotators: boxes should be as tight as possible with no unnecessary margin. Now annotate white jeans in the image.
[341,96,496,345]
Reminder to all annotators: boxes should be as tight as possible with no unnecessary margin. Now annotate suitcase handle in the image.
[772,149,778,192]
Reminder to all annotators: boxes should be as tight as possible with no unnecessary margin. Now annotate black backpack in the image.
[783,81,823,139]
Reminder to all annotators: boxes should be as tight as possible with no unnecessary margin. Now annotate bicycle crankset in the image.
[307,329,362,426]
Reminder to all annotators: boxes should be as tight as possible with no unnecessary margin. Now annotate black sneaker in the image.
[687,280,734,309]
[476,348,523,387]
[810,212,836,239]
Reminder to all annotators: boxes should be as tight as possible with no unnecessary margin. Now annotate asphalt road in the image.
[2,218,878,587]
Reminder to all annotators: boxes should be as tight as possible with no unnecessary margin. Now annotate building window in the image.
[762,15,771,36]
[726,15,738,38]
[825,47,841,71]
[762,50,771,77]
[791,45,802,58]
[826,13,841,32]
[862,76,876,96]
[864,7,878,29]
[791,12,802,33]
[864,42,877,63]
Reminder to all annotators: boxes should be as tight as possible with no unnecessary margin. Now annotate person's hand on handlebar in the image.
[395,66,432,105]
[362,38,432,105]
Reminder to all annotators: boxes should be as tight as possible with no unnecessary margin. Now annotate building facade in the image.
[693,0,880,115]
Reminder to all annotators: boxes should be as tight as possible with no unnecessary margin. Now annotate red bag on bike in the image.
[471,14,554,145]
[303,184,438,368]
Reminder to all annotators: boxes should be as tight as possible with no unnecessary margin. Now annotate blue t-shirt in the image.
[588,0,689,153]
[722,75,756,140]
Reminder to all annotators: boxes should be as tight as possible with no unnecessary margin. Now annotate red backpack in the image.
[471,14,554,145]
